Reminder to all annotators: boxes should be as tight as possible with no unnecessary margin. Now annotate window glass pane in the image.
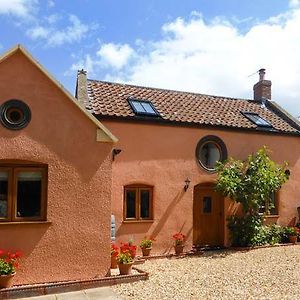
[16,171,42,218]
[140,190,150,218]
[200,142,221,170]
[203,196,212,213]
[126,190,136,218]
[259,192,277,215]
[0,172,9,218]
[244,113,272,127]
[131,101,145,113]
[141,102,156,114]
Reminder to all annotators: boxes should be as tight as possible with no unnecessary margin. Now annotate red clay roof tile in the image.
[86,80,299,134]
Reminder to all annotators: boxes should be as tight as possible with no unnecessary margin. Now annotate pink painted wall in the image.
[103,120,300,252]
[0,50,113,284]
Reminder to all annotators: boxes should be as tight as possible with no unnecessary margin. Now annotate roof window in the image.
[242,112,272,128]
[128,98,159,116]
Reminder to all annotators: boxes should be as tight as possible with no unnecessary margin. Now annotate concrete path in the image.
[18,287,123,300]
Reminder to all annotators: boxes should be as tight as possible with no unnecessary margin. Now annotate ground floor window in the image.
[259,192,278,215]
[0,164,47,222]
[124,185,153,221]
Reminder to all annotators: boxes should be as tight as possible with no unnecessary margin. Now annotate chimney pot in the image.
[258,68,266,81]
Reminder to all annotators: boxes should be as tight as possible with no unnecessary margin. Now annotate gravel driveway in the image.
[113,245,300,300]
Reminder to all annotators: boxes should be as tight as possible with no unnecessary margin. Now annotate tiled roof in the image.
[86,79,300,134]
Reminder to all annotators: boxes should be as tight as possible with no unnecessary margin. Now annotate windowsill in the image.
[262,214,279,225]
[0,221,52,225]
[263,214,279,218]
[122,220,154,224]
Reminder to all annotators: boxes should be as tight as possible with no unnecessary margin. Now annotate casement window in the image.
[259,192,278,215]
[0,165,47,222]
[124,185,153,221]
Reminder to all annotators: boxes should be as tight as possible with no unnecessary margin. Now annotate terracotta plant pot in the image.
[289,235,298,244]
[118,262,133,275]
[141,247,152,257]
[174,244,185,255]
[111,255,118,269]
[0,273,15,289]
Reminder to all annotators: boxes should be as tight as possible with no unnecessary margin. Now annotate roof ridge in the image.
[87,78,254,102]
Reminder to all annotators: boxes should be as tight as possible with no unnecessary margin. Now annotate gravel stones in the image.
[113,246,300,300]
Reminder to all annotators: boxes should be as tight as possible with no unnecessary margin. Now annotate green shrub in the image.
[228,216,284,247]
[227,214,263,247]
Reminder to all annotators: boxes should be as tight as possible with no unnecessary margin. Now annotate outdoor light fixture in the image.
[184,178,191,192]
[112,149,122,161]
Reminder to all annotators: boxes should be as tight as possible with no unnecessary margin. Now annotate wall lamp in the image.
[112,148,122,161]
[184,178,191,192]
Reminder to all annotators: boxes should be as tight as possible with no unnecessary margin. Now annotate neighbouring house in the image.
[76,68,300,253]
[0,45,117,285]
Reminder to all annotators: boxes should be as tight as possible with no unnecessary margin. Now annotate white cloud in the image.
[27,14,89,47]
[27,26,49,39]
[97,43,135,69]
[289,0,300,8]
[69,54,95,75]
[72,8,300,116]
[0,0,37,18]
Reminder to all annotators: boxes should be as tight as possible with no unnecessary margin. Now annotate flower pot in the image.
[0,273,15,289]
[289,235,298,244]
[111,255,118,269]
[141,247,152,257]
[118,262,133,275]
[174,244,185,255]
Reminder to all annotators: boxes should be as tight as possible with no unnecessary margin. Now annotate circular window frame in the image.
[195,135,228,172]
[0,99,31,130]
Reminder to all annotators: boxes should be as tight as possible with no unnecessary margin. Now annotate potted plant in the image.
[140,237,154,257]
[111,243,119,269]
[286,227,299,244]
[0,250,21,288]
[117,252,133,275]
[172,232,185,255]
[120,240,137,260]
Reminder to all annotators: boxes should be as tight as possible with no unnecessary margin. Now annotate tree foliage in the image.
[216,147,290,214]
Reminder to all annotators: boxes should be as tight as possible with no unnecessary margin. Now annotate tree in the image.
[216,147,289,214]
[215,147,290,246]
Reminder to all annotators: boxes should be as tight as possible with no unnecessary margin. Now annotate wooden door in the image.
[193,185,224,246]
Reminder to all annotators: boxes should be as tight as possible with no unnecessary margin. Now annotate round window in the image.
[196,136,227,172]
[0,100,31,130]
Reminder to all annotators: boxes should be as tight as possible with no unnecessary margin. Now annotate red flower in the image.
[172,232,185,241]
[111,243,119,257]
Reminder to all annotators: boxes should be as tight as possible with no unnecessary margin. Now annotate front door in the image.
[193,184,224,246]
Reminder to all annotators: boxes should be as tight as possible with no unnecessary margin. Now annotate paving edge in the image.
[0,267,148,300]
[230,242,299,251]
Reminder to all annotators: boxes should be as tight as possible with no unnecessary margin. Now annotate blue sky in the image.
[1,0,300,115]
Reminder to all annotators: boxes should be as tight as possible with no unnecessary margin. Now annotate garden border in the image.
[0,267,148,300]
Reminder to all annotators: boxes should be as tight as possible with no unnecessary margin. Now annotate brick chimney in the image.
[253,68,272,100]
[75,69,88,107]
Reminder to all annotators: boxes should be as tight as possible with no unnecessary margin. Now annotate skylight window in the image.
[242,112,272,128]
[128,98,159,116]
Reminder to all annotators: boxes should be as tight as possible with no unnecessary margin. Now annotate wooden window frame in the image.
[259,192,279,216]
[123,185,153,221]
[0,164,47,223]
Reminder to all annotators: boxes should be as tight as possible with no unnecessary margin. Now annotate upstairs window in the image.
[196,136,228,172]
[124,185,153,221]
[128,98,159,116]
[0,164,47,222]
[242,112,272,128]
